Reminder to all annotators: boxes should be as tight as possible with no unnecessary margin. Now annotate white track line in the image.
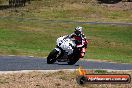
[0,69,131,74]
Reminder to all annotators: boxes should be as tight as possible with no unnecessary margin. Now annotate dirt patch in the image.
[0,71,81,88]
[0,70,131,88]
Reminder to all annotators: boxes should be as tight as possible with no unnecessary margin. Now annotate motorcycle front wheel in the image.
[47,49,58,64]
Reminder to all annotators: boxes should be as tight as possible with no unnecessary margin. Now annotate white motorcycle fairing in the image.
[47,35,81,65]
[55,35,76,55]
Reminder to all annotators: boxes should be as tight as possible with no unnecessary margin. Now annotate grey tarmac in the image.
[0,56,132,71]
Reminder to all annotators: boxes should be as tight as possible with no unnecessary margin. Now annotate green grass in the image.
[0,17,132,63]
[84,25,132,63]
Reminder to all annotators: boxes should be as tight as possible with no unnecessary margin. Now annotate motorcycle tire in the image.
[47,49,58,64]
[67,57,79,65]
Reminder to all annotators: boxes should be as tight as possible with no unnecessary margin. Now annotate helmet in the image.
[74,26,82,36]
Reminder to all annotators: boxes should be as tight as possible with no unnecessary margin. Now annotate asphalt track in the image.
[0,56,132,71]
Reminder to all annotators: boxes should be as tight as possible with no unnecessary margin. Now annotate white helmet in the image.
[74,26,82,36]
[75,26,82,32]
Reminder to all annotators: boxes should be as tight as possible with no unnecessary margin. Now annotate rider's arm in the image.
[82,34,88,48]
[63,35,69,39]
[69,33,76,38]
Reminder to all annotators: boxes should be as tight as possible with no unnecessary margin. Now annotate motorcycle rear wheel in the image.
[67,57,79,65]
[47,49,58,64]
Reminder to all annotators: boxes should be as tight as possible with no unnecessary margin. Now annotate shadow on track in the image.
[57,63,79,66]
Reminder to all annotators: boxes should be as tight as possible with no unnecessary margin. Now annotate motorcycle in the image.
[47,35,84,65]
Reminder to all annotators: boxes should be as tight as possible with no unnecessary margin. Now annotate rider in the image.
[69,26,88,58]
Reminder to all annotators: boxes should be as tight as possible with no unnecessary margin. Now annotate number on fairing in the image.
[59,39,66,46]
[59,40,63,46]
